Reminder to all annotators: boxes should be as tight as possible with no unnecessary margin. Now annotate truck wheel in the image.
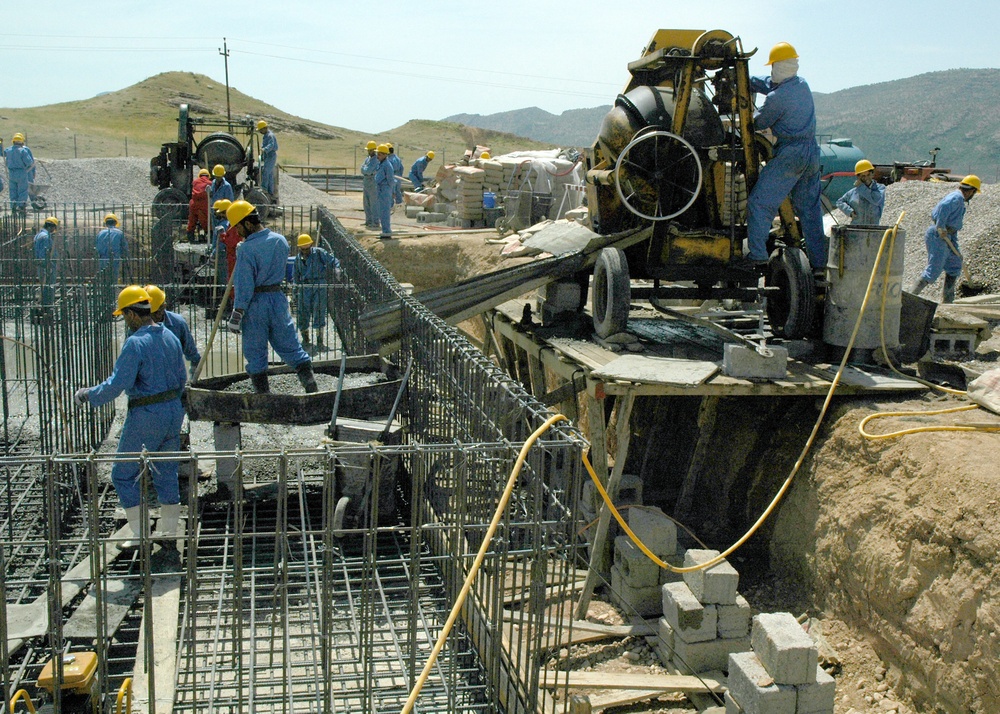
[592,247,630,338]
[765,246,815,339]
[245,188,271,219]
[153,187,188,219]
[332,497,350,538]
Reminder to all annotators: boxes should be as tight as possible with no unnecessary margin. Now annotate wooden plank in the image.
[63,578,141,639]
[586,689,671,712]
[540,670,725,693]
[592,355,718,386]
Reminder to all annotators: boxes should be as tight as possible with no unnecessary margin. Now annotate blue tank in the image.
[818,138,866,201]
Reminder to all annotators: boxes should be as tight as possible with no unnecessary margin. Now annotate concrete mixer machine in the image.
[586,29,817,339]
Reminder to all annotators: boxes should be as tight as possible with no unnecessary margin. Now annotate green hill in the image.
[0,72,555,171]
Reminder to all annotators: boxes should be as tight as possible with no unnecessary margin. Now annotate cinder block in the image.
[615,536,659,588]
[610,563,662,618]
[929,330,976,358]
[717,594,752,639]
[795,665,836,714]
[416,212,446,223]
[727,651,796,714]
[661,582,717,643]
[660,550,686,586]
[751,612,818,685]
[651,617,676,667]
[724,692,740,714]
[538,279,582,311]
[722,343,788,379]
[628,506,677,556]
[672,634,750,675]
[683,549,740,605]
[404,205,424,218]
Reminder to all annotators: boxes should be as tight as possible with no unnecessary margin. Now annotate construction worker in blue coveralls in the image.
[836,160,885,226]
[74,285,187,555]
[374,145,395,239]
[746,42,826,270]
[361,141,379,228]
[208,164,234,203]
[387,144,404,206]
[96,213,129,284]
[3,133,35,213]
[143,284,202,378]
[257,120,278,197]
[225,199,317,394]
[911,175,981,304]
[293,233,341,347]
[408,151,435,192]
[33,217,59,306]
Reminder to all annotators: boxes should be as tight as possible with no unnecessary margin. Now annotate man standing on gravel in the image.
[911,175,981,303]
[836,160,885,225]
[3,133,35,214]
[292,233,341,348]
[96,213,128,284]
[224,199,317,394]
[374,145,395,239]
[258,120,278,198]
[361,141,379,228]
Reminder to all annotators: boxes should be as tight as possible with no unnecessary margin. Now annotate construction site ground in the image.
[325,186,1000,714]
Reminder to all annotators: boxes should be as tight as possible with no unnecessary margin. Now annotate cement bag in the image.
[404,192,436,208]
[968,368,1000,415]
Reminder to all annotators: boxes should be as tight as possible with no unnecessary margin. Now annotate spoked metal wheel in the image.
[614,130,703,221]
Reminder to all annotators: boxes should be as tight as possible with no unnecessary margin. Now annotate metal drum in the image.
[823,225,906,350]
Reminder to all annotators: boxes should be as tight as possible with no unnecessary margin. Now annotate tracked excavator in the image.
[586,29,818,339]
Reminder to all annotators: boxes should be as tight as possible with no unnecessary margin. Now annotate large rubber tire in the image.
[332,496,350,538]
[153,187,188,219]
[765,246,815,339]
[244,187,271,220]
[592,247,630,338]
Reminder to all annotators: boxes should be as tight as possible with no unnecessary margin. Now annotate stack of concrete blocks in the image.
[654,549,752,677]
[453,166,485,222]
[579,473,643,548]
[608,505,682,618]
[477,159,504,193]
[724,612,834,714]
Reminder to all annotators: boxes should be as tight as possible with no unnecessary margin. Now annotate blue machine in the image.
[818,138,866,201]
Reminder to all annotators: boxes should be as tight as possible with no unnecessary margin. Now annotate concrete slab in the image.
[593,355,719,386]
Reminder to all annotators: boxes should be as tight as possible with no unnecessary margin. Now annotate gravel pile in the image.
[221,371,387,394]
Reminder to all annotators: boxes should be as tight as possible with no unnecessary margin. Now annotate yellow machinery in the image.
[586,29,816,339]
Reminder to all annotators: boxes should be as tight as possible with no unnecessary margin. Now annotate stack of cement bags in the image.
[477,159,504,193]
[454,166,485,221]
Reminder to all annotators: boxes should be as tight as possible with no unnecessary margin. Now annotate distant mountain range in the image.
[444,69,1000,179]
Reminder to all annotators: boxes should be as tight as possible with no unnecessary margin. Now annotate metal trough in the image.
[184,355,403,424]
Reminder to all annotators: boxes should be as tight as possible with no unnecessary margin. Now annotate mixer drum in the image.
[195,132,246,177]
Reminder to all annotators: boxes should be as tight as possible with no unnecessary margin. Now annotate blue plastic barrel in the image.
[286,256,295,282]
[483,191,497,209]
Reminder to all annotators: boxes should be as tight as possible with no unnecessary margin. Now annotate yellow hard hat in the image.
[12,133,24,143]
[366,140,377,150]
[142,284,166,312]
[386,143,393,149]
[198,168,210,177]
[376,144,389,154]
[226,199,257,227]
[44,216,59,228]
[213,199,232,212]
[104,213,119,225]
[427,151,436,160]
[297,234,314,248]
[257,120,268,131]
[855,159,874,174]
[765,41,799,66]
[960,174,981,192]
[479,152,489,160]
[113,285,151,316]
[212,164,226,177]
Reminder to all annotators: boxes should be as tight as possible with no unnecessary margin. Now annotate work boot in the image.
[186,229,195,242]
[118,506,145,551]
[301,329,311,345]
[295,362,319,393]
[153,503,181,547]
[943,274,958,304]
[250,372,270,394]
[910,277,930,296]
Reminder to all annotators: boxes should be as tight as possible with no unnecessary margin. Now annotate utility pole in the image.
[219,38,232,125]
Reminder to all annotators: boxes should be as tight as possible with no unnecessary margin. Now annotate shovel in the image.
[940,232,987,293]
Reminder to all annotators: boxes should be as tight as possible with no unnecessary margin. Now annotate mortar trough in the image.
[184,356,403,425]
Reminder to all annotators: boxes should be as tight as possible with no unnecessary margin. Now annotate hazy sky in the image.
[2,1,996,133]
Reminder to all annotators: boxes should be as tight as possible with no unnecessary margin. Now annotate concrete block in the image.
[722,343,788,379]
[660,550,686,585]
[538,279,582,311]
[672,634,750,675]
[795,665,836,713]
[683,549,740,605]
[929,330,977,358]
[651,617,676,667]
[727,651,796,714]
[751,612,818,685]
[717,594,752,639]
[416,212,446,223]
[615,536,659,589]
[404,205,424,218]
[610,563,662,618]
[724,692,740,714]
[661,582,717,643]
[628,506,677,556]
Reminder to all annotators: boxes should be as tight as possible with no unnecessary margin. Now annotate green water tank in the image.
[819,138,866,201]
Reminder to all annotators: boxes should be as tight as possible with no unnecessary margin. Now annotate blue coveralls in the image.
[293,247,341,332]
[85,324,187,509]
[162,310,202,373]
[388,152,404,204]
[96,226,128,283]
[260,130,278,196]
[921,189,968,282]
[4,143,35,210]
[375,158,395,237]
[33,227,57,306]
[361,154,379,227]
[409,156,430,191]
[209,177,235,203]
[232,227,310,374]
[836,182,885,226]
[747,75,826,268]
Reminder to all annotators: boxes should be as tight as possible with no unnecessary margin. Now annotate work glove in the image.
[334,268,343,283]
[226,310,243,334]
[74,387,90,407]
[189,360,200,379]
[937,226,949,240]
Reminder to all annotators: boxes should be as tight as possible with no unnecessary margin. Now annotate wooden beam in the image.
[541,670,725,693]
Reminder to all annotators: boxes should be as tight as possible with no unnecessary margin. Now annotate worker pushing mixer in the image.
[836,160,885,225]
[74,286,187,556]
[746,41,826,270]
[911,175,981,304]
[408,151,435,192]
[225,199,318,394]
[292,233,341,348]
